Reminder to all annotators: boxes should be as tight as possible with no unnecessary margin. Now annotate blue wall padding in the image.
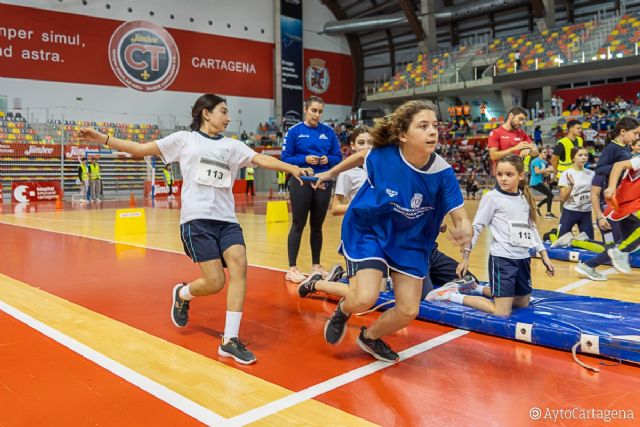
[539,243,640,268]
[374,288,640,364]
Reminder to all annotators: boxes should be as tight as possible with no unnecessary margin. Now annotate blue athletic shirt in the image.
[529,157,546,186]
[339,144,464,278]
[281,122,342,174]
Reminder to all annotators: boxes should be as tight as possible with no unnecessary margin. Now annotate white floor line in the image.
[0,299,227,426]
[0,220,289,273]
[556,268,618,293]
[222,329,469,427]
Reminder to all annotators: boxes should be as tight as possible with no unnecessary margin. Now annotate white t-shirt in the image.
[471,188,544,259]
[558,167,595,212]
[156,131,256,224]
[334,167,367,204]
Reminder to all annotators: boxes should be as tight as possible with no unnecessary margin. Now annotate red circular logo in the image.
[108,20,180,92]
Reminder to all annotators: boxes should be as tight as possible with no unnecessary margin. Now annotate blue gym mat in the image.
[373,288,640,366]
[539,243,640,268]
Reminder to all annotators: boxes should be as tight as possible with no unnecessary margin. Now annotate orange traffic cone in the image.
[129,191,135,207]
[268,187,273,199]
[55,195,62,210]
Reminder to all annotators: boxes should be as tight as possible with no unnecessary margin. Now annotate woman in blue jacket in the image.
[281,96,342,282]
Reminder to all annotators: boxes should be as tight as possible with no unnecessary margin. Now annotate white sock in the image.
[179,284,193,301]
[472,285,488,296]
[223,311,243,343]
[448,292,465,304]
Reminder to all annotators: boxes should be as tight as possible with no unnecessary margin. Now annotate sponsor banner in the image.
[0,4,273,98]
[303,49,353,106]
[144,180,182,198]
[0,183,3,202]
[280,0,304,127]
[12,181,62,202]
[0,142,61,158]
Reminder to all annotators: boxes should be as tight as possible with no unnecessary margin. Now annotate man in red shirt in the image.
[488,105,535,173]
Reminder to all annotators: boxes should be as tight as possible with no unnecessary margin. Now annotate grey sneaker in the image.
[298,273,323,298]
[356,327,399,363]
[425,282,459,302]
[551,232,574,248]
[171,283,190,327]
[218,337,257,365]
[326,264,345,282]
[608,247,631,273]
[575,262,607,281]
[324,298,351,344]
[453,274,477,294]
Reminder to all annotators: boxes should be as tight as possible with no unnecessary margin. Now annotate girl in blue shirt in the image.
[314,100,472,363]
[281,96,342,282]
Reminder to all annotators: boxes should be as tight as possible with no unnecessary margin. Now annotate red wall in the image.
[556,81,640,106]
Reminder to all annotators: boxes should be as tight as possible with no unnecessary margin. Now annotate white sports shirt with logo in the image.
[156,131,256,224]
[558,168,595,212]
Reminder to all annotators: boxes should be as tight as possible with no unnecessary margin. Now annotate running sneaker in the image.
[285,267,306,283]
[425,282,459,302]
[218,337,257,365]
[326,264,345,282]
[608,247,631,274]
[574,232,589,241]
[324,298,351,344]
[310,264,329,279]
[356,327,399,363]
[575,263,607,281]
[545,212,558,219]
[453,274,478,294]
[551,232,574,248]
[171,283,190,327]
[298,273,323,298]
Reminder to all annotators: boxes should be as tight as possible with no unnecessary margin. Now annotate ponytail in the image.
[521,183,538,224]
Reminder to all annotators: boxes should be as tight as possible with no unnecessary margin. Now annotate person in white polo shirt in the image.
[77,93,312,365]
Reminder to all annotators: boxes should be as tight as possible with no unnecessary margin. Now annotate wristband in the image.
[104,134,110,146]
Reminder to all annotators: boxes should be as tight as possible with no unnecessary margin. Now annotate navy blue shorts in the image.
[180,219,245,264]
[345,258,388,278]
[489,255,532,298]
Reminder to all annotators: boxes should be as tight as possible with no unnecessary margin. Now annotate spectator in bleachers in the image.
[534,125,542,145]
[552,119,584,174]
[480,102,487,122]
[487,106,534,173]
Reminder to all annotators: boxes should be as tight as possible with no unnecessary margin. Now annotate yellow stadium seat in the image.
[562,111,571,117]
[582,122,591,129]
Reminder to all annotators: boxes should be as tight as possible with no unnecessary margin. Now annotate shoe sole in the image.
[607,249,631,274]
[326,265,344,282]
[356,337,399,363]
[574,265,607,281]
[218,347,257,365]
[285,272,306,283]
[170,284,187,328]
[324,317,347,345]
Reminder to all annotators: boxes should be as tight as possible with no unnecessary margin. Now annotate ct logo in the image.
[305,58,330,95]
[13,185,30,203]
[108,20,180,92]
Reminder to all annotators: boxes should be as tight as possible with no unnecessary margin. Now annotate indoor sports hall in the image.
[1,1,639,426]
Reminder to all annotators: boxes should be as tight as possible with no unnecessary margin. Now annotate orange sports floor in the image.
[0,196,638,426]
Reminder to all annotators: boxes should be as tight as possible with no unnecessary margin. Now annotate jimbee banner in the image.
[0,3,273,98]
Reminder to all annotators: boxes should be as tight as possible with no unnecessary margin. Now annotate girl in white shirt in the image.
[78,93,311,365]
[557,147,595,239]
[428,155,555,316]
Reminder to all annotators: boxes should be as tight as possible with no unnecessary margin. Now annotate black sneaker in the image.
[545,212,558,219]
[324,298,351,344]
[218,337,257,365]
[171,283,190,327]
[326,264,345,282]
[298,273,323,298]
[356,327,399,363]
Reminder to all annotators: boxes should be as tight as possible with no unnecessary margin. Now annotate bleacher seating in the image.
[53,120,161,144]
[597,14,640,58]
[493,22,594,75]
[0,113,45,144]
